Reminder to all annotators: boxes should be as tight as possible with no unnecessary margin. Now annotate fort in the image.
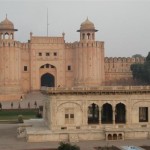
[0,16,150,142]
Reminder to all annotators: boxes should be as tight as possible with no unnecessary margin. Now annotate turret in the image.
[0,15,18,40]
[77,17,98,42]
[74,18,105,86]
[0,16,22,95]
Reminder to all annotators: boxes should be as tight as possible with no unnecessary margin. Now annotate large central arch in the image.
[41,73,55,87]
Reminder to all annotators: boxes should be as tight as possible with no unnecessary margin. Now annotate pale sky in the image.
[0,0,150,57]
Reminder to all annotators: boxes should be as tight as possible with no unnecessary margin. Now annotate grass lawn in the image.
[0,109,39,121]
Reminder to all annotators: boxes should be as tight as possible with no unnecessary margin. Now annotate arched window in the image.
[108,134,112,140]
[118,134,122,140]
[0,33,2,39]
[82,33,85,40]
[115,103,126,123]
[5,33,9,39]
[101,103,113,124]
[92,33,94,40]
[113,134,117,140]
[41,73,55,87]
[10,33,13,39]
[88,103,99,124]
[87,33,90,39]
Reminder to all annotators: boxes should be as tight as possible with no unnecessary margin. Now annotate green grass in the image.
[0,109,39,121]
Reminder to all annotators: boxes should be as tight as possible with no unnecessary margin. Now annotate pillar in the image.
[113,107,115,124]
[99,106,101,124]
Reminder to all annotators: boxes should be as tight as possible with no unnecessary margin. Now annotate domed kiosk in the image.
[77,18,98,41]
[0,15,17,40]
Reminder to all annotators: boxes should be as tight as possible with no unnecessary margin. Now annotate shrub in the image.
[58,142,80,150]
[18,115,24,123]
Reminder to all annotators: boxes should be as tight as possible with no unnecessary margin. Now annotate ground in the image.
[1,124,150,150]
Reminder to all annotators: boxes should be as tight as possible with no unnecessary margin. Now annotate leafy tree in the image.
[132,54,143,58]
[131,52,150,84]
[58,142,80,150]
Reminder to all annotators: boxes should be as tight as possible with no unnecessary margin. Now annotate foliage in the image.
[131,52,150,84]
[132,54,143,58]
[18,115,24,123]
[0,109,38,120]
[58,142,80,150]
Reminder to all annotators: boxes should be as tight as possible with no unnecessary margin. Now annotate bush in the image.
[36,112,42,118]
[58,142,80,150]
[18,115,24,123]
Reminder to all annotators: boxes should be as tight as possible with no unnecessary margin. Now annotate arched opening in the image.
[108,134,112,140]
[41,73,55,87]
[101,103,113,124]
[88,103,99,124]
[82,33,85,40]
[0,33,2,39]
[115,103,126,123]
[5,33,9,39]
[87,33,90,39]
[118,134,122,140]
[113,134,117,140]
[92,33,94,40]
[10,33,13,39]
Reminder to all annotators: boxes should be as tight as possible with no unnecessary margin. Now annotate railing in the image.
[41,86,150,94]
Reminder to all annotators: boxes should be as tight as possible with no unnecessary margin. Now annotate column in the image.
[125,108,128,124]
[99,106,101,124]
[113,107,115,124]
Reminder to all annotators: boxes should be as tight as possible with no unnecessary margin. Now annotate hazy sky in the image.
[0,0,150,57]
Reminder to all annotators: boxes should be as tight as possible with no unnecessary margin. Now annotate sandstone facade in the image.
[0,17,145,101]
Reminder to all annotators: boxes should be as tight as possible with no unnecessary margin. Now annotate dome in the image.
[0,16,17,31]
[77,18,98,32]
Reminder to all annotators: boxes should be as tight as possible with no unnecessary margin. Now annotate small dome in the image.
[80,18,95,30]
[0,16,14,30]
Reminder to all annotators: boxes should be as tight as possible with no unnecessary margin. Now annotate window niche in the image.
[39,52,42,56]
[139,107,148,122]
[65,108,74,124]
[24,66,28,71]
[68,65,71,71]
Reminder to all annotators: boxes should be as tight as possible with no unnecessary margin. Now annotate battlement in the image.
[0,40,29,49]
[31,36,65,44]
[105,57,145,63]
[72,41,104,49]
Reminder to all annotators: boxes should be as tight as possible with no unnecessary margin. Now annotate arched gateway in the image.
[41,73,55,87]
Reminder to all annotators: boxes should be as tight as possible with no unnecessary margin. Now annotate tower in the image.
[0,16,22,96]
[74,18,105,86]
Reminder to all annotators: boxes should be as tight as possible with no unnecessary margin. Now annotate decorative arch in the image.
[57,102,83,112]
[115,103,126,123]
[82,33,85,40]
[113,134,117,140]
[5,32,9,39]
[40,63,56,88]
[88,103,99,124]
[41,73,55,87]
[108,134,112,140]
[101,103,113,124]
[56,102,83,126]
[118,134,123,140]
[87,33,90,39]
[10,33,13,39]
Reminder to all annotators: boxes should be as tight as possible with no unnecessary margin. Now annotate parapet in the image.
[105,57,145,63]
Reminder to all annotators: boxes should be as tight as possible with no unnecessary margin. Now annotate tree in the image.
[0,102,2,110]
[132,54,143,58]
[131,52,150,84]
[58,142,80,150]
